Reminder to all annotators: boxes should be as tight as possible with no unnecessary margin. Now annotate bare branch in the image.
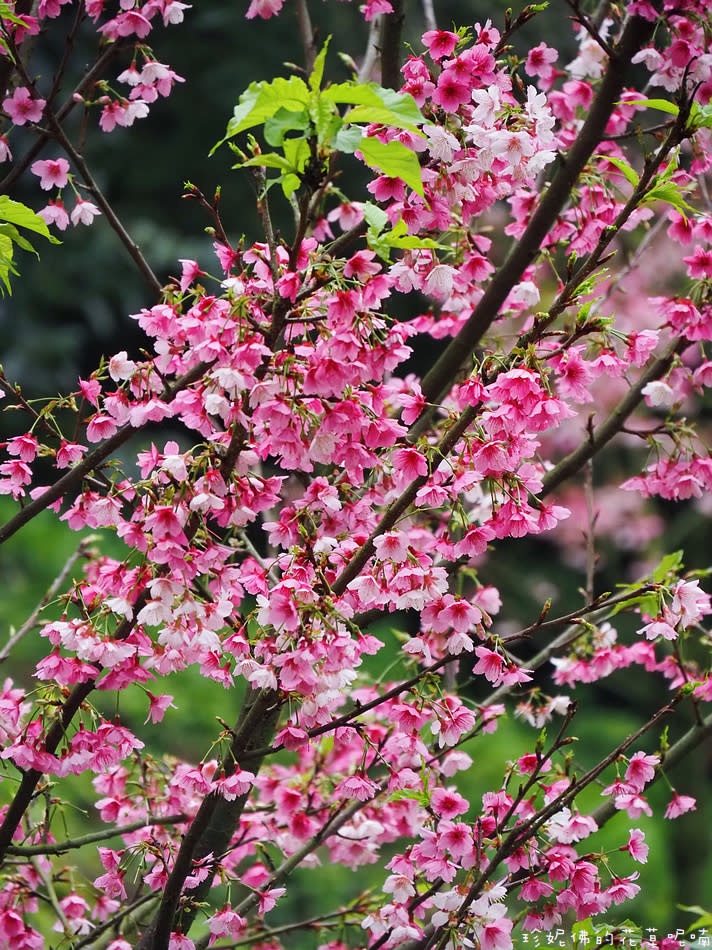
[0,536,94,664]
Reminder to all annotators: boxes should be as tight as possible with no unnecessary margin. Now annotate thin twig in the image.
[0,41,128,194]
[6,813,187,856]
[541,335,687,497]
[44,109,162,294]
[0,536,94,664]
[73,894,158,950]
[584,455,596,602]
[0,358,211,547]
[294,0,317,75]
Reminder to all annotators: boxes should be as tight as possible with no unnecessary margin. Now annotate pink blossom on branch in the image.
[3,86,45,125]
[30,157,70,190]
[0,2,711,946]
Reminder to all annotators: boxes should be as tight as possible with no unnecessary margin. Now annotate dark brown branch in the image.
[136,688,282,950]
[541,335,686,498]
[0,359,211,547]
[418,11,657,408]
[295,0,317,75]
[379,0,404,90]
[6,814,186,856]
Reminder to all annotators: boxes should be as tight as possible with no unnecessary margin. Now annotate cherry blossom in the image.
[0,3,709,947]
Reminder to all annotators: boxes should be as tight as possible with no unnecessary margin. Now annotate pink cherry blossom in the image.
[3,86,45,125]
[30,157,70,190]
[71,199,101,226]
[38,199,69,230]
[664,791,696,819]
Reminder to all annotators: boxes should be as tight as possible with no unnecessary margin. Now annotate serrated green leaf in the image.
[624,97,680,115]
[0,222,38,257]
[357,136,424,196]
[652,550,684,583]
[596,154,640,187]
[0,1,30,28]
[323,82,424,132]
[0,231,16,296]
[386,788,430,805]
[345,102,423,132]
[212,76,310,153]
[309,37,330,93]
[363,201,389,235]
[263,107,310,147]
[0,230,14,265]
[643,182,695,217]
[0,196,59,243]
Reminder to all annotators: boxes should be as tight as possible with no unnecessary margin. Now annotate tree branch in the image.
[0,358,212,547]
[136,688,282,949]
[418,11,657,408]
[5,814,186,856]
[379,0,404,90]
[541,335,686,498]
[0,536,93,664]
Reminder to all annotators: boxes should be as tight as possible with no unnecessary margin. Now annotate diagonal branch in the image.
[418,11,657,408]
[0,358,212,547]
[541,335,687,498]
[0,536,93,664]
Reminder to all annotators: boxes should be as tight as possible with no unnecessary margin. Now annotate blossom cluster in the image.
[0,0,189,230]
[0,2,711,949]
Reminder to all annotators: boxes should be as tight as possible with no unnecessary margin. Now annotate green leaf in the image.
[651,550,684,583]
[236,153,298,173]
[0,196,59,243]
[212,76,310,152]
[323,82,424,132]
[678,905,712,930]
[689,102,712,131]
[280,173,301,198]
[624,97,680,116]
[311,97,342,147]
[0,231,17,296]
[596,154,639,187]
[332,125,363,153]
[387,788,430,805]
[263,107,310,147]
[363,201,390,235]
[358,136,424,196]
[282,136,310,174]
[309,37,330,93]
[0,223,37,258]
[381,217,445,250]
[643,181,695,218]
[0,198,60,295]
